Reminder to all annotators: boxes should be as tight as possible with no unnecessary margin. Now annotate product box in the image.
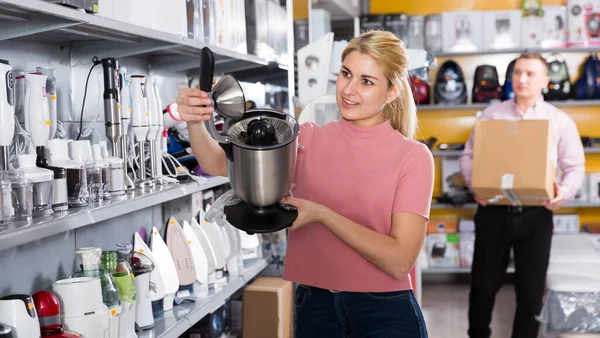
[483,10,522,51]
[359,14,386,32]
[441,11,484,53]
[587,172,600,203]
[571,172,590,203]
[459,232,475,267]
[540,6,568,48]
[567,0,600,47]
[243,277,293,338]
[459,218,475,233]
[384,13,409,42]
[553,214,580,233]
[427,218,458,234]
[471,119,557,206]
[427,233,460,268]
[424,14,443,53]
[442,156,470,203]
[407,15,425,49]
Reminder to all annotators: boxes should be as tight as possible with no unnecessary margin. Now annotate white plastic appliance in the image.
[182,220,209,298]
[46,139,88,207]
[150,226,179,311]
[190,217,218,276]
[118,66,134,190]
[23,72,50,165]
[129,75,151,189]
[144,77,161,186]
[97,141,126,196]
[152,81,167,173]
[0,294,42,338]
[36,67,57,140]
[166,217,197,304]
[133,232,165,319]
[52,277,110,338]
[0,59,14,171]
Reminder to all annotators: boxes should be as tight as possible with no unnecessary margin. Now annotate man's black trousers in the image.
[468,205,553,338]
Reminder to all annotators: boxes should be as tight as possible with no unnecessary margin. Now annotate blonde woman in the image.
[177,30,433,337]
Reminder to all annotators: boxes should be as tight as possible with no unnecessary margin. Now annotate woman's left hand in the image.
[281,196,326,231]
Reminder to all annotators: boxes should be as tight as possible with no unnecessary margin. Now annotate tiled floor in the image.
[421,280,516,338]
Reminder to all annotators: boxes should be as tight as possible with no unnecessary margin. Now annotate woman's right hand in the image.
[175,87,215,123]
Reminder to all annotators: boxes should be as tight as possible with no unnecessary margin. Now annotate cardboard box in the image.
[471,119,557,206]
[459,233,475,267]
[243,277,293,338]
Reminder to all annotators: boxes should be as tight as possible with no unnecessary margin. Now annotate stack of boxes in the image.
[425,217,475,269]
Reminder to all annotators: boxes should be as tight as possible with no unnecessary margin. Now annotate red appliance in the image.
[32,291,81,338]
[410,75,430,105]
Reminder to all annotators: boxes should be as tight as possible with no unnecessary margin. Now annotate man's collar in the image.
[511,95,544,112]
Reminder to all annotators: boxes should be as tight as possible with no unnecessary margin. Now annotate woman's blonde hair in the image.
[341,30,418,139]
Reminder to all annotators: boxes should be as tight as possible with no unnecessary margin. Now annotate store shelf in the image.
[138,258,269,338]
[0,176,230,252]
[433,46,599,58]
[417,99,600,112]
[431,147,600,157]
[422,265,515,274]
[431,201,600,209]
[0,0,289,80]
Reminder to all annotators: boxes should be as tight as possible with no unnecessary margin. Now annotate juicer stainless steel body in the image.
[221,110,299,207]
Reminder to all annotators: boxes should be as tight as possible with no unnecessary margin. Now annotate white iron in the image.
[133,232,166,319]
[182,220,209,298]
[150,226,179,311]
[165,217,197,304]
[190,217,217,275]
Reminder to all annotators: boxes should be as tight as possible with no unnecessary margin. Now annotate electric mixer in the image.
[130,75,152,189]
[145,77,162,186]
[36,67,58,140]
[119,66,134,190]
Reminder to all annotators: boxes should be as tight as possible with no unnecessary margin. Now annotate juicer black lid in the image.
[223,200,298,235]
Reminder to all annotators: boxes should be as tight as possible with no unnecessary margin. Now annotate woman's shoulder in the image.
[391,135,434,169]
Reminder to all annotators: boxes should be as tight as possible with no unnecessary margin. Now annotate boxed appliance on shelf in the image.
[470,119,557,206]
[246,0,275,60]
[588,172,600,203]
[242,277,294,338]
[553,214,580,233]
[482,10,522,51]
[427,233,460,268]
[458,218,475,233]
[540,6,568,48]
[384,13,409,42]
[567,0,600,47]
[459,232,475,267]
[427,217,458,234]
[441,11,484,53]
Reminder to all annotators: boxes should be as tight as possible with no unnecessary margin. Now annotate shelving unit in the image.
[138,258,269,338]
[422,265,515,274]
[0,176,230,252]
[433,46,600,58]
[417,99,600,112]
[431,147,600,157]
[0,0,290,82]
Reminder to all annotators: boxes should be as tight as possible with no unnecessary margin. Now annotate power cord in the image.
[77,56,102,141]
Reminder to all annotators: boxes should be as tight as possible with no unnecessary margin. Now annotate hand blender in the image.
[119,66,134,191]
[145,77,161,186]
[36,67,57,140]
[130,75,152,189]
[101,58,123,159]
[0,59,14,171]
[23,72,50,167]
[152,80,166,185]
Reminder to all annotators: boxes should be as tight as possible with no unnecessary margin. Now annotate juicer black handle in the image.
[199,47,214,93]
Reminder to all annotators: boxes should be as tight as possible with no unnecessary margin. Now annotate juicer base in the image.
[224,201,298,235]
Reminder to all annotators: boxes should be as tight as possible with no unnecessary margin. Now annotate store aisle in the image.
[421,281,516,338]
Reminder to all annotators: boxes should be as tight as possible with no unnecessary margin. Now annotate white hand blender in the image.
[152,79,166,184]
[24,72,50,167]
[119,66,134,190]
[130,75,152,189]
[144,77,161,186]
[36,67,57,140]
[0,59,14,170]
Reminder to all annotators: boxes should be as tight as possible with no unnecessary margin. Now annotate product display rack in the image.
[417,99,600,112]
[138,258,269,338]
[0,0,290,84]
[0,176,230,252]
[421,265,515,274]
[431,147,600,157]
[433,46,600,58]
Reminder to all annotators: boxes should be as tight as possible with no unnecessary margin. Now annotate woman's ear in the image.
[387,85,400,104]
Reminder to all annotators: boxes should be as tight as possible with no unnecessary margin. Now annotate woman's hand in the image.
[281,196,326,231]
[175,87,215,123]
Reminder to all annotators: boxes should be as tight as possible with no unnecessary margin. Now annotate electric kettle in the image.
[199,47,299,234]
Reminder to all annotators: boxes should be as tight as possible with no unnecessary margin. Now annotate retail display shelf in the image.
[416,99,600,112]
[431,147,600,157]
[431,201,600,210]
[0,176,230,252]
[422,265,515,274]
[0,0,289,76]
[138,259,269,338]
[433,46,600,58]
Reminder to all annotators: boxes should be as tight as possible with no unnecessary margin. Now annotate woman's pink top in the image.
[282,118,434,292]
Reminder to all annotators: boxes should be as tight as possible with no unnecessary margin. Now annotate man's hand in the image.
[474,195,488,206]
[543,182,564,211]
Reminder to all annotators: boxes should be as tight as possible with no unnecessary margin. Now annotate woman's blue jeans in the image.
[295,284,429,338]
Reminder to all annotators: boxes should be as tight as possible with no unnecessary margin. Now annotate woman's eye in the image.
[341,70,350,77]
[362,79,373,85]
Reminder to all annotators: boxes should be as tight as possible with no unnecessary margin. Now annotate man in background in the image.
[459,52,586,338]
